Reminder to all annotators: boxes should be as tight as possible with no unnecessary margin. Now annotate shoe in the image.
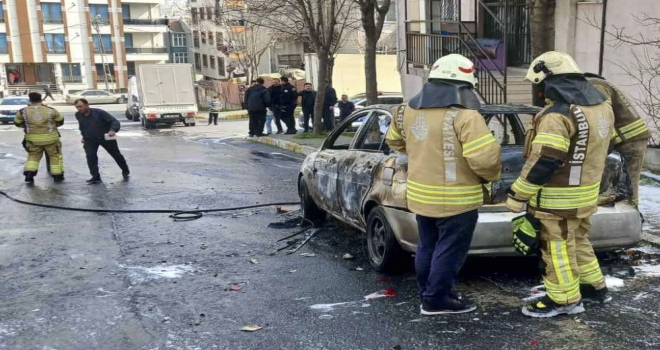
[580,285,612,304]
[86,177,102,184]
[122,171,130,181]
[285,130,297,135]
[255,133,267,137]
[420,296,477,316]
[276,131,283,134]
[53,175,65,183]
[522,296,585,318]
[24,174,34,184]
[248,134,255,138]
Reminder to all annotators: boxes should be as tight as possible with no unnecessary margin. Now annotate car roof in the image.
[360,103,542,115]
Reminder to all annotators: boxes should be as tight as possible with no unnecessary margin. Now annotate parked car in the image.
[0,96,30,124]
[298,105,642,272]
[334,92,403,120]
[65,90,127,105]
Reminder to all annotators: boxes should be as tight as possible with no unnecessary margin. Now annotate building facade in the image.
[0,0,168,96]
[166,18,189,64]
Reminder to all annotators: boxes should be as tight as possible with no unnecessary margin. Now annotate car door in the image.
[81,91,99,104]
[96,90,112,103]
[484,113,527,203]
[312,110,372,215]
[336,110,390,225]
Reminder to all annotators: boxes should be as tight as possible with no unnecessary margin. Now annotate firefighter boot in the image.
[53,174,65,183]
[580,285,611,304]
[522,296,585,318]
[24,172,35,184]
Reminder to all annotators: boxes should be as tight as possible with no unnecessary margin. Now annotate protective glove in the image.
[512,213,541,256]
[506,196,525,213]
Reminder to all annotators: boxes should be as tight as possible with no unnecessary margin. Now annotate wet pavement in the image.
[1,115,660,350]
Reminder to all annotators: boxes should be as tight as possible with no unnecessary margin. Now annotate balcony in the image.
[123,18,168,25]
[62,76,83,83]
[46,48,67,54]
[43,16,63,24]
[125,47,168,54]
[94,48,114,54]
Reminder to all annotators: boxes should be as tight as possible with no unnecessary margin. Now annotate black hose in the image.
[0,189,300,221]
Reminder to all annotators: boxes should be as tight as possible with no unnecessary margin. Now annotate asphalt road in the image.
[1,111,660,350]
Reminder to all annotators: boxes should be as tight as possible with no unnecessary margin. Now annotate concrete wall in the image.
[332,54,402,97]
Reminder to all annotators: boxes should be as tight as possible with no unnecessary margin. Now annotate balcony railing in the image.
[94,48,113,54]
[96,74,114,82]
[62,76,83,83]
[43,17,63,24]
[123,18,169,25]
[126,47,168,54]
[46,48,67,54]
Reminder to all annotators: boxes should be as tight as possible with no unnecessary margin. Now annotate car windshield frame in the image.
[0,99,29,106]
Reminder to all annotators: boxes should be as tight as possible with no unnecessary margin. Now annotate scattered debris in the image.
[605,276,625,290]
[286,229,321,254]
[355,267,365,271]
[310,302,354,312]
[225,284,244,292]
[472,318,480,321]
[342,253,355,260]
[318,314,333,320]
[268,217,302,229]
[300,253,317,257]
[529,340,540,347]
[241,325,263,332]
[191,319,203,326]
[249,258,259,265]
[395,302,409,306]
[364,288,396,300]
[276,205,301,214]
[289,269,297,273]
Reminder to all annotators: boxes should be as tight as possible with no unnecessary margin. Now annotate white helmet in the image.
[525,51,582,84]
[428,54,478,87]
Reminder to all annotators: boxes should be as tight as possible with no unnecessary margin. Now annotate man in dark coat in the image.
[322,83,338,131]
[267,79,284,134]
[246,78,271,137]
[299,83,316,132]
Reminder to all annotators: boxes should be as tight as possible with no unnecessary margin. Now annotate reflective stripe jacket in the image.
[587,77,650,145]
[14,104,64,145]
[511,101,615,219]
[386,104,502,218]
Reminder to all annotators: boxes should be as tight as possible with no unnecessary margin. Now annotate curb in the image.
[642,233,660,246]
[246,136,317,156]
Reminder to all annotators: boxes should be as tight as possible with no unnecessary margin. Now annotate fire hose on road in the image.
[0,189,301,221]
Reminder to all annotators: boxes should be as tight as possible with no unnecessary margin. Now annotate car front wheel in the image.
[366,206,404,272]
[299,178,325,226]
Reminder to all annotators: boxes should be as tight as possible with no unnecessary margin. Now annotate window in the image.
[61,63,82,83]
[383,0,396,22]
[194,53,201,71]
[90,4,110,24]
[193,31,200,48]
[353,111,390,151]
[124,33,133,48]
[430,0,458,22]
[0,1,4,23]
[210,56,216,69]
[93,34,112,53]
[191,8,198,24]
[41,3,63,24]
[207,7,214,20]
[200,7,205,19]
[127,62,136,76]
[202,54,208,67]
[121,4,130,19]
[172,33,186,47]
[217,57,225,76]
[278,54,303,69]
[95,63,115,82]
[216,31,224,49]
[45,34,66,54]
[201,31,207,44]
[485,113,526,145]
[324,111,371,150]
[208,32,214,46]
[0,34,7,54]
[377,96,404,105]
[173,52,188,63]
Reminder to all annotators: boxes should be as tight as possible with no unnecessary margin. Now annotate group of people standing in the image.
[243,77,341,136]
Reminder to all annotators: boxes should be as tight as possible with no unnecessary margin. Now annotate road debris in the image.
[364,288,396,300]
[225,284,244,292]
[268,217,303,229]
[286,229,321,254]
[300,253,317,257]
[249,258,259,265]
[241,325,263,332]
[342,253,355,260]
[319,315,334,320]
[355,267,365,271]
[289,269,297,273]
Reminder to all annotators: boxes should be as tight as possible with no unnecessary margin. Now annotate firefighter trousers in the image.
[23,140,63,176]
[615,139,647,206]
[538,216,606,305]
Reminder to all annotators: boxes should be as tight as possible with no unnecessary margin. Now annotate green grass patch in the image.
[293,132,328,139]
[341,132,356,138]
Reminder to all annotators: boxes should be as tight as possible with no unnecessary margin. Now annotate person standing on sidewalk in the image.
[279,77,298,134]
[267,79,284,134]
[386,54,502,315]
[246,78,271,137]
[323,82,338,131]
[208,96,222,126]
[74,99,130,183]
[43,85,55,101]
[299,83,316,132]
[337,94,356,122]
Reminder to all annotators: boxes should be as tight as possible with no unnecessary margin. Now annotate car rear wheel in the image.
[366,206,404,272]
[116,97,127,104]
[299,178,325,226]
[125,110,132,121]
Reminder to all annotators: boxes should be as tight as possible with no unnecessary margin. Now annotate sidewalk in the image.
[248,133,324,156]
[197,110,248,121]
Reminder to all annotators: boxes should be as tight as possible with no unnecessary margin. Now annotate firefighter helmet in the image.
[526,51,582,84]
[428,54,478,87]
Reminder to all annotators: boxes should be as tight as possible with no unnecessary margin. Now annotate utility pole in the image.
[92,14,111,92]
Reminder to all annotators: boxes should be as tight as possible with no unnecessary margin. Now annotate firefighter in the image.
[386,54,502,315]
[507,51,614,317]
[14,92,65,184]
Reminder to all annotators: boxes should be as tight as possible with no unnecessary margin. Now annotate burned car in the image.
[298,105,643,272]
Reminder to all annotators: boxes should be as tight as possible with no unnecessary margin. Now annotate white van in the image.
[125,76,140,121]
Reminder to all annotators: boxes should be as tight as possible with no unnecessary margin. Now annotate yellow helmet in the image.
[428,54,478,87]
[525,51,582,84]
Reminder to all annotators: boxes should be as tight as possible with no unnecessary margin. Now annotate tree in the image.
[354,0,391,105]
[529,0,556,57]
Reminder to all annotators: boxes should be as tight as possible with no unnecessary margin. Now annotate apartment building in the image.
[0,0,168,96]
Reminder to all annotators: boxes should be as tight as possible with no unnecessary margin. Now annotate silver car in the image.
[66,90,127,105]
[298,105,642,272]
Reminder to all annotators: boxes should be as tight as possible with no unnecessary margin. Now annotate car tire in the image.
[116,97,127,104]
[366,206,405,273]
[190,122,196,127]
[1,121,8,125]
[141,117,153,129]
[125,110,132,121]
[299,178,325,226]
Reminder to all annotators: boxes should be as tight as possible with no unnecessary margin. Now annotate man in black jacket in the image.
[299,83,316,132]
[246,78,271,137]
[279,77,298,134]
[267,79,284,134]
[323,83,338,131]
[74,98,130,183]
